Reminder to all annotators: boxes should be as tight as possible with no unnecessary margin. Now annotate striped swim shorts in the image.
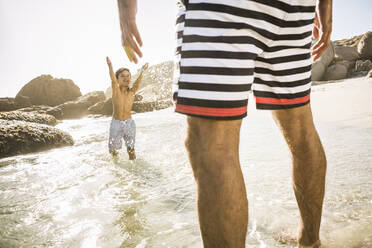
[173,0,316,120]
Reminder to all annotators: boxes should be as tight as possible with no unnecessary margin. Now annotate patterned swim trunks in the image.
[173,0,316,120]
[108,118,136,150]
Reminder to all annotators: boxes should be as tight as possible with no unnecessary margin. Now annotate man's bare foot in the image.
[299,240,321,248]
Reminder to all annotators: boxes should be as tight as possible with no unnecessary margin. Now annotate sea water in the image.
[0,100,371,247]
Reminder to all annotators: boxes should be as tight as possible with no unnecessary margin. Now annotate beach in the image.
[0,77,371,248]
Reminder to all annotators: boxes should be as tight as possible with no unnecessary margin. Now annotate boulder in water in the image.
[16,75,82,107]
[48,91,105,119]
[88,98,113,116]
[0,98,17,112]
[0,111,58,126]
[0,120,74,158]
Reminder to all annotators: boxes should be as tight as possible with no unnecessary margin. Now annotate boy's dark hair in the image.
[115,67,131,79]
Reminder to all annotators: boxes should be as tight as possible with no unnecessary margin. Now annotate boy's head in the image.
[115,67,131,87]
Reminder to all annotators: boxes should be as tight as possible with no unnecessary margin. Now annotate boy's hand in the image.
[141,63,149,72]
[106,56,117,83]
[106,56,112,66]
[118,0,143,64]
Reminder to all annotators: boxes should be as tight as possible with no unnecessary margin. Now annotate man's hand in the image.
[311,0,333,62]
[118,0,143,64]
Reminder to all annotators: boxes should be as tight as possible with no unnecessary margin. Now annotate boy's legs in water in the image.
[109,150,118,156]
[127,147,136,160]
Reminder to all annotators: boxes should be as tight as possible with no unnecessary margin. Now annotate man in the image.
[117,0,331,247]
[106,56,148,159]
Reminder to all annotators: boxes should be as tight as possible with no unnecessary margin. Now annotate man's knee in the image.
[272,104,317,140]
[185,116,242,176]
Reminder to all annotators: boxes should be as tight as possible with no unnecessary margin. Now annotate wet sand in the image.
[311,77,372,128]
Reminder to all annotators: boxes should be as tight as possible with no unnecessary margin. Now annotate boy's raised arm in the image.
[131,63,148,93]
[106,56,119,94]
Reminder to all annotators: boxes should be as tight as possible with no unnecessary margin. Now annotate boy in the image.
[106,56,148,159]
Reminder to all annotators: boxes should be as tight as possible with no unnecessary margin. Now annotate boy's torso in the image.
[112,89,135,120]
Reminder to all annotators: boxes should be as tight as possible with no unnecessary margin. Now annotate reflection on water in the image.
[0,106,371,247]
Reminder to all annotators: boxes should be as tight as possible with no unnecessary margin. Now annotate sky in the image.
[0,0,371,97]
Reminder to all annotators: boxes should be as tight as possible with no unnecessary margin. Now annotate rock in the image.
[88,98,113,116]
[14,94,32,109]
[334,46,360,61]
[16,75,82,107]
[312,42,335,81]
[357,32,372,59]
[0,96,32,112]
[366,69,372,78]
[0,98,17,112]
[135,95,143,102]
[49,91,105,119]
[0,120,74,159]
[322,62,349,81]
[0,111,58,126]
[334,34,363,47]
[17,105,52,114]
[16,105,63,119]
[355,60,372,72]
[46,107,64,119]
[132,100,173,113]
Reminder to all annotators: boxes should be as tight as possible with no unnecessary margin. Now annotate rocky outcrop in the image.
[334,46,359,61]
[15,94,32,108]
[14,105,63,120]
[0,111,58,126]
[0,96,33,112]
[322,62,350,81]
[0,98,17,112]
[355,60,372,72]
[16,75,82,107]
[366,69,372,78]
[357,32,372,59]
[88,98,113,116]
[48,91,105,119]
[314,31,372,81]
[334,34,363,47]
[0,120,74,158]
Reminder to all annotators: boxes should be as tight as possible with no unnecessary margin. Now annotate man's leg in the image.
[185,116,248,248]
[272,104,326,247]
